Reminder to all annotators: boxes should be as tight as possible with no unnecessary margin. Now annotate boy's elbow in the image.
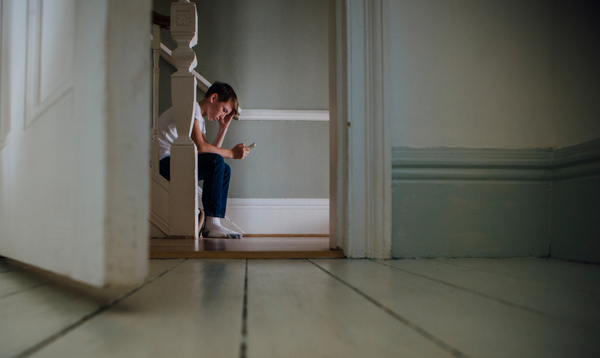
[196,142,207,153]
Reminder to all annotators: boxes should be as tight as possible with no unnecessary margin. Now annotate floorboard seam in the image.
[307,259,470,358]
[369,260,590,329]
[0,284,46,300]
[433,259,600,292]
[433,259,539,281]
[11,259,187,358]
[239,259,249,358]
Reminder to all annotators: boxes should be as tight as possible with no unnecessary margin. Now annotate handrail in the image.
[150,33,244,119]
[152,11,170,29]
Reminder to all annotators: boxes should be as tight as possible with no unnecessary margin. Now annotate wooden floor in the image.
[150,236,345,259]
[2,257,600,357]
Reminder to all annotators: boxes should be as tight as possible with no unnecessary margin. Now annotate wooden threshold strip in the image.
[150,250,345,259]
[149,237,344,259]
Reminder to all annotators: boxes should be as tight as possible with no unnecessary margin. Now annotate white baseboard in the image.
[222,198,329,235]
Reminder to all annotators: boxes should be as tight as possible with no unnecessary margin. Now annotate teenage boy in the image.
[158,82,250,238]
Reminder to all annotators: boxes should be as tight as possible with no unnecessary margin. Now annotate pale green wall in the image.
[392,180,551,258]
[388,0,600,261]
[154,0,328,110]
[552,0,600,148]
[153,0,329,198]
[549,1,600,262]
[388,0,555,149]
[388,0,600,150]
[552,175,600,263]
[391,142,600,261]
[205,120,329,198]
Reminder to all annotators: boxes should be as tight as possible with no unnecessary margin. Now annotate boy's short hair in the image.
[205,81,239,115]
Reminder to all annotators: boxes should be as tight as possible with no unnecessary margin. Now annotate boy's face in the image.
[206,93,234,122]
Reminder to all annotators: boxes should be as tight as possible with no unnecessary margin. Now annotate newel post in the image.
[169,0,198,238]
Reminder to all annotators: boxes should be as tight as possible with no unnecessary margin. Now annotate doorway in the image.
[149,0,338,258]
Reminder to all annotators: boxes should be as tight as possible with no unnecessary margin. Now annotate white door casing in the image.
[0,0,9,149]
[0,0,151,286]
[330,0,392,258]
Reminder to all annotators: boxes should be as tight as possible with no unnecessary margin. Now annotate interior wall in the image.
[388,0,554,149]
[388,0,551,258]
[550,0,600,263]
[552,173,600,263]
[552,0,600,148]
[152,0,329,199]
[393,179,551,258]
[389,0,600,261]
[205,120,329,198]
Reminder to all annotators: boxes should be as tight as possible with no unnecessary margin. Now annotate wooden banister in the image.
[150,3,245,238]
[168,0,199,238]
[152,11,170,29]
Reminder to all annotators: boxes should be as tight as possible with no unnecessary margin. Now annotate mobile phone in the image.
[248,142,257,149]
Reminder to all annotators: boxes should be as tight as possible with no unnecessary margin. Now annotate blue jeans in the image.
[159,153,231,218]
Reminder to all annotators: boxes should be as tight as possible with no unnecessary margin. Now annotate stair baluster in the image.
[168,0,199,238]
[151,24,161,176]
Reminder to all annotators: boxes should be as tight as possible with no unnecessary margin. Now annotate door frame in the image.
[329,0,392,258]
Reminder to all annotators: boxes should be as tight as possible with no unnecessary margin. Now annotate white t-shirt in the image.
[157,102,205,160]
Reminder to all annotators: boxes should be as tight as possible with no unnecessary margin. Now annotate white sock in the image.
[203,216,243,239]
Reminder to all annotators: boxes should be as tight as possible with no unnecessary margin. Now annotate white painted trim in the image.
[150,210,169,236]
[333,0,392,258]
[328,0,339,249]
[238,109,329,121]
[223,199,329,235]
[0,0,10,149]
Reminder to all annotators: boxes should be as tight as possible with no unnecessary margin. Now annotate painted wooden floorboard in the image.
[438,258,600,293]
[0,269,45,298]
[312,259,600,358]
[0,259,183,358]
[28,260,246,358]
[375,259,600,330]
[4,258,599,357]
[246,260,453,358]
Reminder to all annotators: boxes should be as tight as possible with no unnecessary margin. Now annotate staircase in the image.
[149,1,227,239]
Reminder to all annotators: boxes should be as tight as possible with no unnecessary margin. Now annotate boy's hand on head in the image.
[232,143,250,159]
[218,111,235,129]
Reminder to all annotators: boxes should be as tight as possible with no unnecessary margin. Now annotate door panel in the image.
[0,0,150,287]
[26,0,75,128]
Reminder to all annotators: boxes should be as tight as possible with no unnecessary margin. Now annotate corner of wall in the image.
[391,140,600,262]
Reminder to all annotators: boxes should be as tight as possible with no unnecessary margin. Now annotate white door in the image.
[0,0,150,287]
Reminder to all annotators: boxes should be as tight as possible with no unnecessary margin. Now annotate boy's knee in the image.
[199,153,224,166]
[212,154,224,166]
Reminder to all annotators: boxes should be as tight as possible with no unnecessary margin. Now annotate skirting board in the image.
[222,198,329,235]
[390,138,600,259]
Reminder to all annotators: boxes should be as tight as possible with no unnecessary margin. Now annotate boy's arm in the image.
[191,119,248,159]
[211,111,235,148]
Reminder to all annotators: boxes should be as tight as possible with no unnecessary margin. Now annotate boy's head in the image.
[204,82,239,121]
